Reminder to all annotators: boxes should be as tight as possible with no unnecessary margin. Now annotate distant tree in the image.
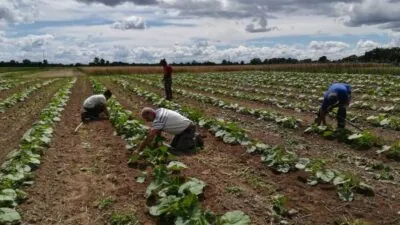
[222,59,228,65]
[240,61,245,65]
[300,58,312,63]
[93,57,100,65]
[100,58,105,65]
[250,58,262,65]
[22,59,31,65]
[106,60,110,65]
[43,59,48,66]
[318,56,329,63]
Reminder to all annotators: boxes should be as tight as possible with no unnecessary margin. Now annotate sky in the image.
[0,0,400,64]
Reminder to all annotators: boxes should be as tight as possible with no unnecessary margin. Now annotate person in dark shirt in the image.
[316,83,352,129]
[160,59,173,100]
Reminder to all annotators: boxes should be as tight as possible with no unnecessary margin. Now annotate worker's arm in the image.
[136,128,160,153]
[319,109,327,125]
[319,97,330,125]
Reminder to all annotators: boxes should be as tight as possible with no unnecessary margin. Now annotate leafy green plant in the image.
[98,198,113,210]
[0,79,75,223]
[109,212,139,225]
[385,141,400,161]
[271,194,288,217]
[348,131,381,150]
[93,79,251,224]
[261,146,297,173]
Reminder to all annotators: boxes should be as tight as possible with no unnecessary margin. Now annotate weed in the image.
[109,212,139,225]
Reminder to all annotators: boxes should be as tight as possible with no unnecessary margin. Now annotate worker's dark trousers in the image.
[337,106,347,128]
[171,125,203,152]
[81,103,106,122]
[164,77,172,100]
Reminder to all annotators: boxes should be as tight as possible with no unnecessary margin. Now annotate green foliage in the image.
[0,78,75,224]
[261,146,297,173]
[348,131,381,150]
[386,141,400,161]
[92,78,250,224]
[271,194,288,217]
[98,198,113,210]
[0,79,58,113]
[109,212,139,225]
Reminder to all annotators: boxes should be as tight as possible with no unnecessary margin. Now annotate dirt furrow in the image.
[102,78,400,225]
[19,76,154,225]
[0,80,67,161]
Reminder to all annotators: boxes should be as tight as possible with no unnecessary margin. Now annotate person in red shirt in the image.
[160,59,173,100]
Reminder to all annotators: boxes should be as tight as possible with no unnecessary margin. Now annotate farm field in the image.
[0,69,399,225]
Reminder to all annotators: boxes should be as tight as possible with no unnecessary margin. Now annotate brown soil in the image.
[136,77,400,144]
[19,76,155,225]
[101,78,400,225]
[26,69,79,78]
[0,79,45,101]
[126,78,399,164]
[0,80,66,161]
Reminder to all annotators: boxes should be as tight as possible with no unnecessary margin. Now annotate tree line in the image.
[1,47,400,67]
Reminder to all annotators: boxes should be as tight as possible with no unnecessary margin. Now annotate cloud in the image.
[111,16,146,30]
[338,0,400,31]
[308,41,350,54]
[356,40,381,51]
[20,35,54,52]
[0,0,38,24]
[76,0,157,6]
[245,16,278,33]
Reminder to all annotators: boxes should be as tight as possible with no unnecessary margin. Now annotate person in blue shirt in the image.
[316,83,352,129]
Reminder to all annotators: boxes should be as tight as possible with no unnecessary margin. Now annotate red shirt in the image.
[163,65,172,78]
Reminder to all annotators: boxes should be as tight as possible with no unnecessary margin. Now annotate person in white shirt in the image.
[136,107,203,154]
[81,90,112,122]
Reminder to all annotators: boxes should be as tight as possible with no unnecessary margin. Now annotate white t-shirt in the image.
[152,108,191,135]
[83,94,106,109]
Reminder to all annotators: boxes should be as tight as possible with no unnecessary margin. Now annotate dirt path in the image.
[0,80,66,161]
[101,78,400,225]
[25,69,78,78]
[166,81,400,143]
[19,76,154,225]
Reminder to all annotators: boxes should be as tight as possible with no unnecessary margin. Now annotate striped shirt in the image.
[83,94,106,109]
[152,108,191,135]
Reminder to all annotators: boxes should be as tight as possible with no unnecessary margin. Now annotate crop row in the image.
[111,77,375,202]
[138,75,400,132]
[90,78,252,224]
[0,79,35,92]
[186,71,400,96]
[172,74,400,106]
[169,76,398,114]
[0,79,59,113]
[0,79,75,223]
[123,76,301,129]
[121,76,400,165]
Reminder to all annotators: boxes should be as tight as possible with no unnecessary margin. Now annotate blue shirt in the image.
[321,83,352,110]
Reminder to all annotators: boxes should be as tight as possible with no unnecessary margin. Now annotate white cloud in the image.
[337,0,400,31]
[0,0,38,24]
[308,41,350,53]
[111,16,146,30]
[356,40,381,51]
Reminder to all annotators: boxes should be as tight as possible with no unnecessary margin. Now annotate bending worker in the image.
[135,107,203,153]
[81,90,112,122]
[316,83,352,129]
